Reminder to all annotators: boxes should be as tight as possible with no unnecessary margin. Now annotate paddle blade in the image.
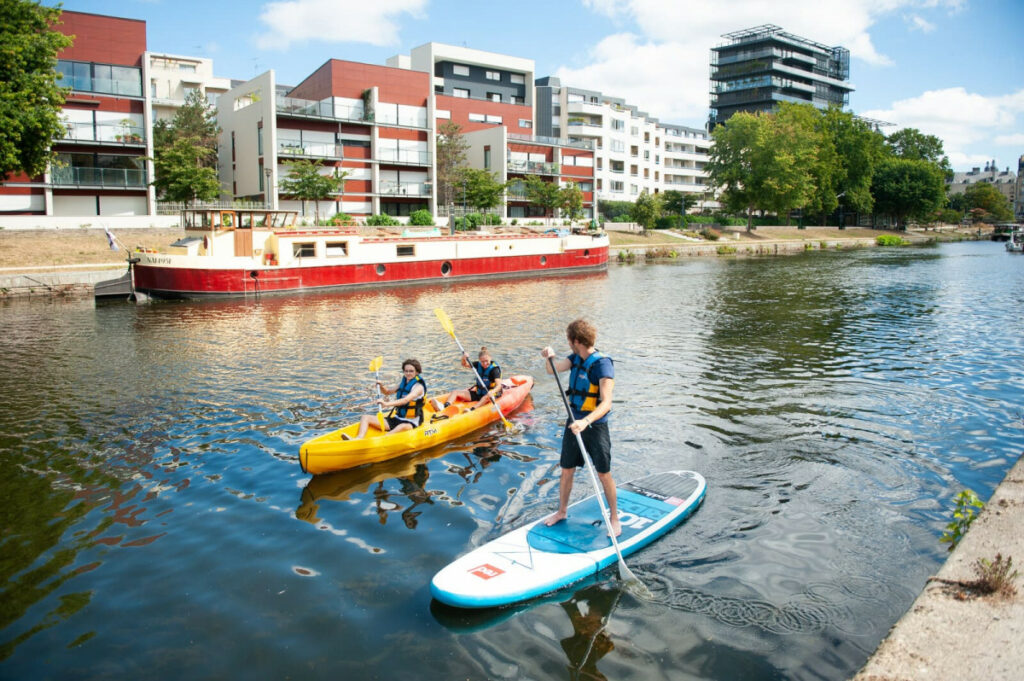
[368,356,383,372]
[433,308,455,337]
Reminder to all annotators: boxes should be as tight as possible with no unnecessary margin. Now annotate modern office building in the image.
[536,77,711,207]
[0,11,154,216]
[709,24,854,129]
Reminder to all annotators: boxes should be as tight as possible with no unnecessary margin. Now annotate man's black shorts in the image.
[560,420,611,473]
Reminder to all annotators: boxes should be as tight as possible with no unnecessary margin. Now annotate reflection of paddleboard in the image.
[431,470,706,609]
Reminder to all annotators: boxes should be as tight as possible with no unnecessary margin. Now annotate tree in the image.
[820,107,886,221]
[278,159,348,225]
[157,90,219,160]
[707,111,763,230]
[886,128,953,180]
[560,181,584,223]
[630,190,662,234]
[150,137,221,206]
[523,176,563,218]
[661,190,697,218]
[871,158,947,228]
[461,167,506,212]
[961,182,1014,223]
[0,0,72,180]
[435,121,468,210]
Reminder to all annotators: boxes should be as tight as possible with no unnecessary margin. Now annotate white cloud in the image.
[254,0,427,50]
[861,87,1024,168]
[907,14,936,32]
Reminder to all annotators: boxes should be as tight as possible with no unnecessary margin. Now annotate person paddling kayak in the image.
[345,359,426,440]
[540,319,620,536]
[430,346,502,412]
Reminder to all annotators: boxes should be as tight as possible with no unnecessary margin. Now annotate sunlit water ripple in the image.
[1,241,1022,680]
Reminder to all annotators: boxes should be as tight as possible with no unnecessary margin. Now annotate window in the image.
[487,92,501,103]
[610,140,624,153]
[452,88,469,98]
[484,147,491,169]
[511,96,524,105]
[611,119,625,131]
[452,64,470,77]
[631,126,639,136]
[325,241,348,257]
[568,93,584,103]
[178,63,197,73]
[436,109,451,119]
[293,243,316,258]
[485,70,501,81]
[518,118,532,128]
[397,245,415,257]
[611,181,624,192]
[468,113,485,122]
[510,74,525,85]
[485,114,502,124]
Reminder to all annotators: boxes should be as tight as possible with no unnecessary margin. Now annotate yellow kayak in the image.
[299,375,534,474]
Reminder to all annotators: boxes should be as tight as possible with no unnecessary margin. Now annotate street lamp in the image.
[836,191,846,230]
[264,167,273,209]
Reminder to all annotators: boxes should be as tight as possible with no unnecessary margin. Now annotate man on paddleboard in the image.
[541,319,620,536]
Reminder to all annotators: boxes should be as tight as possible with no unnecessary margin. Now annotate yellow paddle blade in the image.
[368,356,383,372]
[433,308,455,337]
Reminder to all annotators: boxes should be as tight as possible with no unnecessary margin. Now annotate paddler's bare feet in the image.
[609,519,622,537]
[544,511,567,526]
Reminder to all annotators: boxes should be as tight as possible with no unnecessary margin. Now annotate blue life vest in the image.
[473,361,501,389]
[390,375,426,423]
[566,352,606,414]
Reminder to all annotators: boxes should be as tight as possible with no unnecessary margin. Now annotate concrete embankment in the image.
[610,235,915,259]
[852,455,1024,680]
[0,267,123,298]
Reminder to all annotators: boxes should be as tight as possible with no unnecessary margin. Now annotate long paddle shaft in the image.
[433,308,518,433]
[547,356,644,589]
[368,356,386,430]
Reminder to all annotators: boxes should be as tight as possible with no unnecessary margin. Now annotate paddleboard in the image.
[430,470,706,609]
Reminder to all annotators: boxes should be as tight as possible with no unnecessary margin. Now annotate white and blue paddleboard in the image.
[431,470,706,609]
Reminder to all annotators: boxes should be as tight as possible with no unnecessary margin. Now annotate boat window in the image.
[220,211,235,228]
[239,213,254,228]
[325,241,348,257]
[292,242,316,258]
[397,245,415,257]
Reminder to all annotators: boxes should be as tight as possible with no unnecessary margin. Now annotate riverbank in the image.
[852,454,1024,680]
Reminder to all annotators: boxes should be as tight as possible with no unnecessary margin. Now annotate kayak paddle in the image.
[433,308,519,434]
[368,355,386,430]
[547,355,649,596]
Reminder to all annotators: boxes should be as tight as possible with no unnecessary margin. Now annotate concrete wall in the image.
[0,215,179,231]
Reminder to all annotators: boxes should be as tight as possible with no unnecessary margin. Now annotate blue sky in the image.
[58,0,1023,171]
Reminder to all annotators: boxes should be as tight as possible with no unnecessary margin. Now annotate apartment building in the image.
[218,59,432,218]
[947,161,1018,210]
[147,52,232,125]
[390,43,594,220]
[536,77,711,208]
[0,11,154,216]
[709,24,853,129]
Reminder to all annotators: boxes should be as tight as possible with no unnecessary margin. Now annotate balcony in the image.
[377,149,431,166]
[378,182,431,197]
[61,122,145,146]
[508,132,593,150]
[51,166,148,188]
[276,95,367,123]
[566,100,606,117]
[277,142,344,159]
[507,159,560,175]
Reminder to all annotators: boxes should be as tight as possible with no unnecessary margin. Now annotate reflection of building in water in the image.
[559,583,623,680]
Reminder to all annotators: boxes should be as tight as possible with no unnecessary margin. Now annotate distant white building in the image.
[947,161,1017,210]
[535,77,712,210]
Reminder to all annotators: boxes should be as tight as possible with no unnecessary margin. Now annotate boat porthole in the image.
[376,264,386,276]
[584,249,590,256]
[441,261,452,276]
[540,256,547,266]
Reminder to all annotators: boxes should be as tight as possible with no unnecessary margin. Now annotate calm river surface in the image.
[2,240,1022,680]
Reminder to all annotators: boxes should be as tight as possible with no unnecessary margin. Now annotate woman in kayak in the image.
[430,347,501,412]
[345,359,427,439]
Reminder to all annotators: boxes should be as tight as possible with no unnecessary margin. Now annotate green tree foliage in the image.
[460,167,506,212]
[435,120,468,209]
[523,176,563,217]
[408,209,434,226]
[660,190,697,217]
[598,199,634,221]
[152,90,223,202]
[278,159,348,225]
[961,182,1014,223]
[707,111,763,230]
[560,181,584,222]
[886,127,953,180]
[820,107,886,218]
[0,0,73,180]
[871,157,947,228]
[630,190,662,234]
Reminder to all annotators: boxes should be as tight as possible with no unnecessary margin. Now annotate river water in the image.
[2,240,1022,680]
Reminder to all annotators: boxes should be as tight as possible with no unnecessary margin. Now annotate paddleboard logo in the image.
[468,563,504,580]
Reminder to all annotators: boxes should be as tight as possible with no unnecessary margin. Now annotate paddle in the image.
[368,356,386,430]
[547,355,649,595]
[433,308,519,434]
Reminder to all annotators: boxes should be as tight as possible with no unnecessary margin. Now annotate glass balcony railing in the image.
[277,141,344,158]
[507,159,560,175]
[51,166,147,188]
[275,95,366,122]
[377,149,431,165]
[379,182,431,197]
[62,122,145,144]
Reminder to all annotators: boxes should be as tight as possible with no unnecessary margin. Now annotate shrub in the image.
[365,213,401,226]
[611,215,634,223]
[327,213,356,226]
[716,245,736,255]
[940,489,984,551]
[656,215,684,229]
[972,554,1019,597]
[484,213,502,226]
[408,209,434,226]
[700,227,720,241]
[876,234,908,247]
